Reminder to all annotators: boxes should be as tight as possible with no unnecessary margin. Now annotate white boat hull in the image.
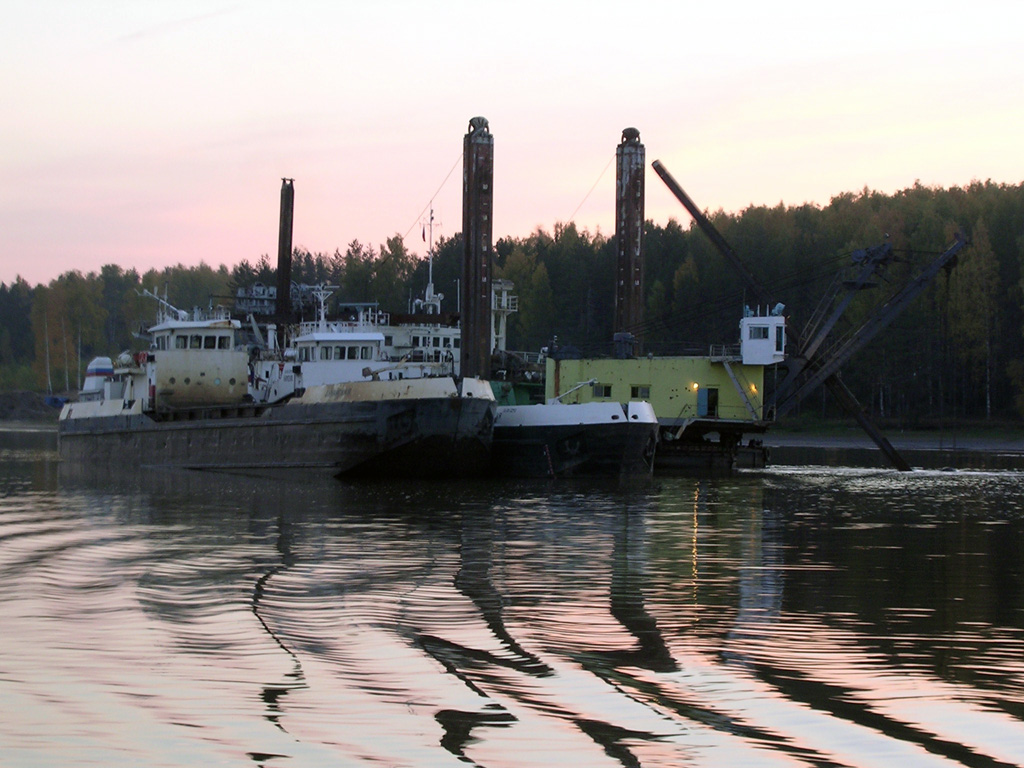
[492,401,658,478]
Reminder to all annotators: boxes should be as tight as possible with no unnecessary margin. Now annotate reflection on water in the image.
[1,428,1023,766]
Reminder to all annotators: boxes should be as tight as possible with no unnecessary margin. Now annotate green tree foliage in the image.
[0,278,34,365]
[99,265,142,350]
[498,245,554,350]
[0,277,36,390]
[2,180,1024,422]
[947,219,1000,416]
[30,273,106,392]
[230,254,275,291]
[137,263,233,314]
[372,236,417,312]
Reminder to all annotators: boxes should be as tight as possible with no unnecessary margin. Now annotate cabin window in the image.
[299,347,310,362]
[631,385,651,399]
[433,337,440,348]
[218,336,231,350]
[593,383,613,398]
[749,325,769,340]
[203,335,217,350]
[320,346,332,360]
[443,337,451,348]
[775,325,785,352]
[454,338,461,349]
[361,346,372,360]
[347,346,358,360]
[156,336,166,351]
[412,336,420,347]
[190,334,202,349]
[175,336,187,350]
[384,335,393,346]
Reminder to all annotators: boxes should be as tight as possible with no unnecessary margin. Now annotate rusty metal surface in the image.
[461,117,494,380]
[276,178,295,341]
[615,128,645,348]
[292,378,462,404]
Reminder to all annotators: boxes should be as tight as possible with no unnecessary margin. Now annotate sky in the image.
[2,0,1023,287]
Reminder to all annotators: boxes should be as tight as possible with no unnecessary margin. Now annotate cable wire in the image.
[567,153,615,225]
[402,152,462,243]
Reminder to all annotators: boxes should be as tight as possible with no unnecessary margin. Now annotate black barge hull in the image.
[59,388,494,478]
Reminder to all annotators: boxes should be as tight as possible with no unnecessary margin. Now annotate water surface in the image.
[1,429,1022,766]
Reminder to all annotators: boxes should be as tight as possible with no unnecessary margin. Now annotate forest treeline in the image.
[2,180,1023,424]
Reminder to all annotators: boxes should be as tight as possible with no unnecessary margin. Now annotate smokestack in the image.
[461,117,494,380]
[276,178,294,328]
[614,128,645,355]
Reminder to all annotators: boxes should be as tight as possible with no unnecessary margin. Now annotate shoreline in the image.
[0,420,59,432]
[759,426,1024,471]
[761,429,1024,454]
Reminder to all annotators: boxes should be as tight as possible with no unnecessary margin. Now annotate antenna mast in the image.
[427,205,435,288]
[414,204,444,314]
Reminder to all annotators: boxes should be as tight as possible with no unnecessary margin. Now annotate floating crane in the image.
[652,160,968,471]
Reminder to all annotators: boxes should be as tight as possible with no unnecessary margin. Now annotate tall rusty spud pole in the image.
[461,117,494,380]
[275,178,295,343]
[614,128,645,353]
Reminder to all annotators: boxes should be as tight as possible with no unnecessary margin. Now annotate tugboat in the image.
[491,379,658,478]
[58,289,494,478]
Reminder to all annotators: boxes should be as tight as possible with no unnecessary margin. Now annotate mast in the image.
[413,205,444,315]
[427,205,434,289]
[425,206,437,309]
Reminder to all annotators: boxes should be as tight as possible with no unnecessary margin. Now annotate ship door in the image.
[697,387,719,418]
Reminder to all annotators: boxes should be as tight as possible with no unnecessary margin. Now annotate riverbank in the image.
[765,428,1024,453]
[760,422,1024,470]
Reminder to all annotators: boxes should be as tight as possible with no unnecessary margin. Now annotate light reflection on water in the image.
[0,430,1022,766]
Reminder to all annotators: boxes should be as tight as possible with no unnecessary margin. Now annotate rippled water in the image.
[2,428,1023,767]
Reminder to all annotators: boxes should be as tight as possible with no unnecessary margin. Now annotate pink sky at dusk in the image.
[2,1,1022,287]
